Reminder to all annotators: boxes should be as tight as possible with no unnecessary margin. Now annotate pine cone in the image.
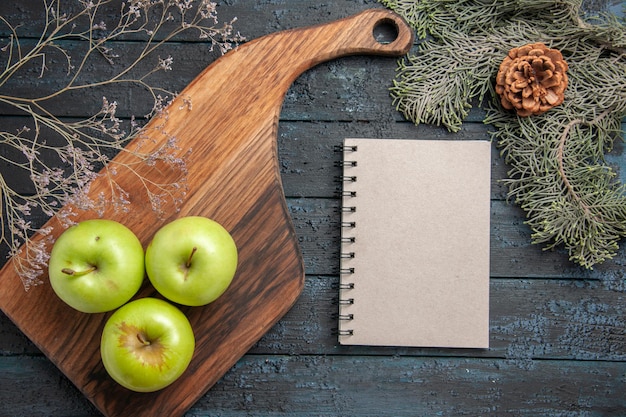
[495,43,568,117]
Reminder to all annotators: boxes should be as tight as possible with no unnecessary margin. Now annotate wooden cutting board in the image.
[0,9,413,417]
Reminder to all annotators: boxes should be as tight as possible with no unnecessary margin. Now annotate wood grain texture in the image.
[3,354,625,416]
[0,9,414,417]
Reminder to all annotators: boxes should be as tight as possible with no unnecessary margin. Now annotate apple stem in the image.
[137,333,151,346]
[61,265,97,277]
[185,247,198,268]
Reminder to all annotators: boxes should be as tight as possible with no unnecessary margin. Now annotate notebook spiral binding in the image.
[337,144,357,337]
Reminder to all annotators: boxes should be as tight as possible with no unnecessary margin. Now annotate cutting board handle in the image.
[248,8,414,88]
[278,8,416,64]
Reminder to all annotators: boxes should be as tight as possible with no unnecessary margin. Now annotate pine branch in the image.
[382,0,626,268]
[390,30,501,132]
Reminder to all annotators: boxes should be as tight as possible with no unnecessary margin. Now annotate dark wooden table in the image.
[1,1,625,416]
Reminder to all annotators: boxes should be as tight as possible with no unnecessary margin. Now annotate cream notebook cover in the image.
[338,138,491,348]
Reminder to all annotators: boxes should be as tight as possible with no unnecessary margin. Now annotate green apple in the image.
[100,297,195,392]
[48,219,145,313]
[145,216,238,306]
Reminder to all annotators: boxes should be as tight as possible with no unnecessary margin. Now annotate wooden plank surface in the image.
[1,0,625,416]
[3,355,625,416]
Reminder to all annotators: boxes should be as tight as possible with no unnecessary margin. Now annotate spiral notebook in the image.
[338,138,491,348]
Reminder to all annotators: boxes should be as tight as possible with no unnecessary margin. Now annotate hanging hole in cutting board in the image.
[373,18,399,45]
